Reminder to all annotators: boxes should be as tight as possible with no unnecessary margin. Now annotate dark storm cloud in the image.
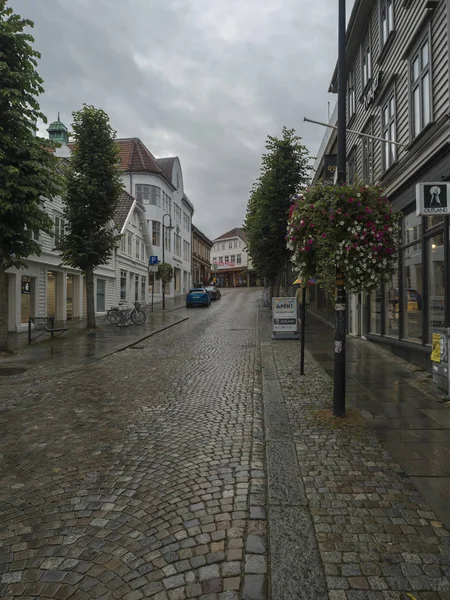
[12,0,354,239]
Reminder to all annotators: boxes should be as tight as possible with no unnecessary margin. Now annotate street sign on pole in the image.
[149,256,159,266]
[149,265,158,272]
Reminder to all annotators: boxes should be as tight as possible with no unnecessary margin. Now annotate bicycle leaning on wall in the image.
[105,302,146,326]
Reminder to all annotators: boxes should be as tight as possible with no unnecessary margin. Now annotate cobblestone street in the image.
[1,288,450,600]
[0,289,266,600]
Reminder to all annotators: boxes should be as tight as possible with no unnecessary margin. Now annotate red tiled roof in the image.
[68,138,175,189]
[116,138,162,174]
[214,227,247,243]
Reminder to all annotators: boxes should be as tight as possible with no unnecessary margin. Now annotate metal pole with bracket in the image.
[333,0,347,417]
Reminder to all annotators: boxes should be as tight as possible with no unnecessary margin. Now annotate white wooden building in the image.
[5,119,152,332]
[117,139,195,298]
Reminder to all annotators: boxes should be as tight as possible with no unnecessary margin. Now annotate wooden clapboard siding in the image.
[342,0,449,198]
[431,1,449,122]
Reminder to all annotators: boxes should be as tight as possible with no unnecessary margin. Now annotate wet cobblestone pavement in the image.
[3,290,450,600]
[262,307,450,600]
[0,289,266,600]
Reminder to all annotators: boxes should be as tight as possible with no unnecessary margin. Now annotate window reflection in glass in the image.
[403,244,423,342]
[428,234,445,340]
[370,286,382,334]
[426,215,444,230]
[402,212,421,245]
[385,270,399,337]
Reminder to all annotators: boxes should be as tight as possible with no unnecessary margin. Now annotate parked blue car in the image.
[186,288,211,308]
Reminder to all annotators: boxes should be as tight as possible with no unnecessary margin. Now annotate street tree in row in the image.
[0,2,62,350]
[58,105,123,329]
[244,127,312,296]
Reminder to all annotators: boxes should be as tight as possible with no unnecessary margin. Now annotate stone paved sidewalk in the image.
[260,305,450,600]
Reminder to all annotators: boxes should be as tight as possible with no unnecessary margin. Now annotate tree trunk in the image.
[273,271,282,298]
[0,261,8,351]
[85,266,96,329]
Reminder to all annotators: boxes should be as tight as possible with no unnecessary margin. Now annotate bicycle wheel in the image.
[131,308,146,325]
[105,308,121,325]
[117,310,131,327]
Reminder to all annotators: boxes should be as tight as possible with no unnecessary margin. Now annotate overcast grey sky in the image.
[13,0,354,239]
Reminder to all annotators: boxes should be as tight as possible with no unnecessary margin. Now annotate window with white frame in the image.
[174,204,182,226]
[26,226,40,242]
[361,29,372,89]
[362,123,374,184]
[120,235,126,252]
[347,67,356,119]
[183,212,190,231]
[54,214,65,245]
[128,234,133,255]
[221,243,225,250]
[120,270,127,300]
[234,240,238,248]
[141,241,145,262]
[410,34,431,139]
[183,240,190,261]
[162,191,172,215]
[236,254,242,264]
[135,238,140,259]
[164,227,171,252]
[224,255,229,263]
[174,233,182,257]
[380,0,394,48]
[228,241,233,249]
[152,221,161,246]
[230,254,235,263]
[136,184,161,207]
[219,257,224,263]
[382,93,397,171]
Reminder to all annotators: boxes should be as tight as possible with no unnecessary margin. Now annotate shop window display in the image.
[385,270,399,337]
[370,286,382,334]
[403,243,423,342]
[428,233,445,340]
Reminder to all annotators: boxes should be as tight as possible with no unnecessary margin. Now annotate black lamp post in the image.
[333,0,347,417]
[162,213,174,310]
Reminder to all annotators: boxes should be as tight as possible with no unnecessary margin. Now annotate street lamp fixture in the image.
[162,213,174,310]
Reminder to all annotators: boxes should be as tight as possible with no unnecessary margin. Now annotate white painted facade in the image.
[5,187,116,332]
[5,147,153,332]
[211,234,248,270]
[115,199,152,306]
[120,159,194,297]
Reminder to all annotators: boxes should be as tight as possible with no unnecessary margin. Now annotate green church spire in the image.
[47,114,69,144]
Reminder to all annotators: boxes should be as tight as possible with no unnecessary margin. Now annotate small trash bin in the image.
[431,327,450,393]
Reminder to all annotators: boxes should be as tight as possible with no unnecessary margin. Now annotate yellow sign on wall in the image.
[431,333,441,362]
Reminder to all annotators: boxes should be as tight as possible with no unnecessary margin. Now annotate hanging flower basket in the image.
[287,182,401,294]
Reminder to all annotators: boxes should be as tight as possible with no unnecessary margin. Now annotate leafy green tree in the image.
[244,127,312,295]
[156,262,174,285]
[58,105,122,329]
[0,2,61,350]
